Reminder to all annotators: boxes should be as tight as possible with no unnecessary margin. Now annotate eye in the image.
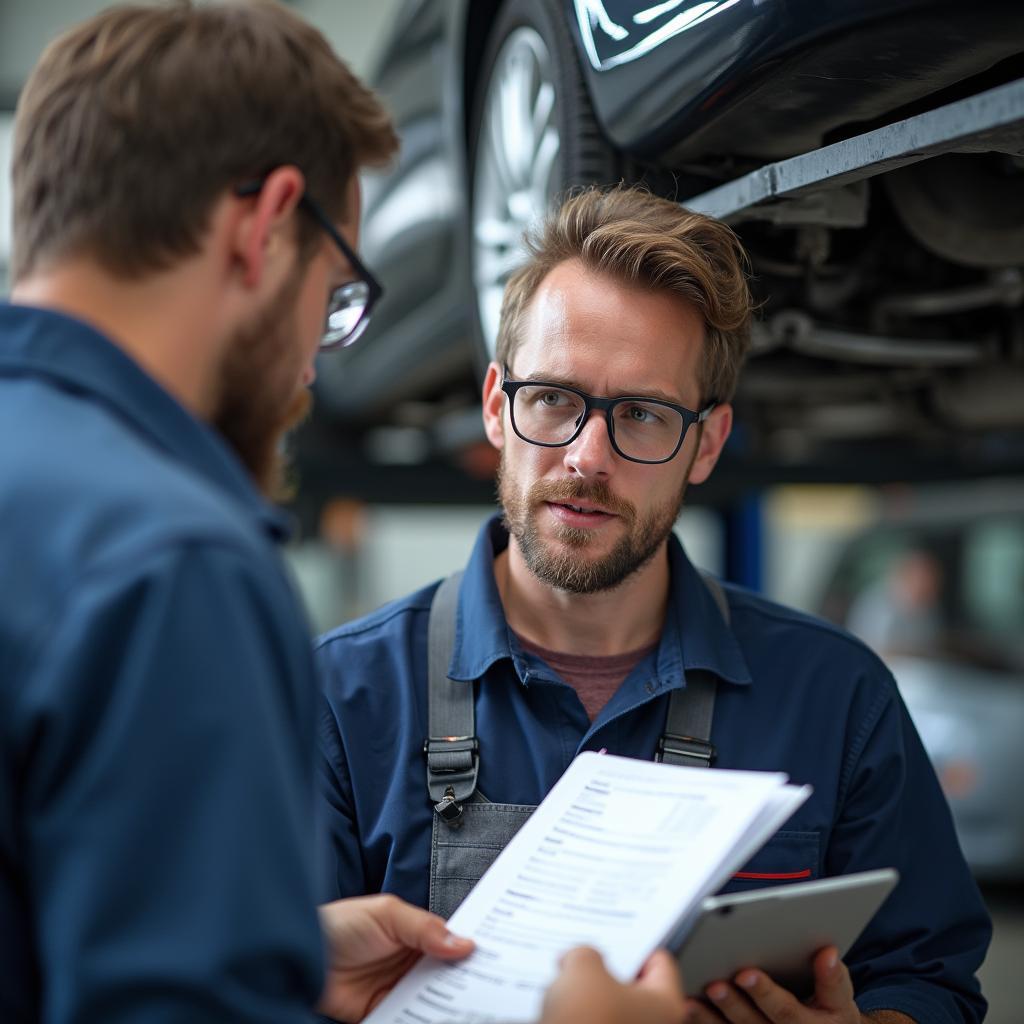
[527,388,571,408]
[624,403,660,425]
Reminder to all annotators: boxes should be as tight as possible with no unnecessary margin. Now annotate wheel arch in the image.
[462,1,504,153]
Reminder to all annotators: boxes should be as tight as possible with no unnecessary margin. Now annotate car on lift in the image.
[300,0,1024,510]
[815,480,1024,882]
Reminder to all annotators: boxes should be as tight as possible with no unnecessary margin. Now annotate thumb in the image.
[386,901,475,960]
[559,945,608,976]
[637,949,686,999]
[810,946,854,1011]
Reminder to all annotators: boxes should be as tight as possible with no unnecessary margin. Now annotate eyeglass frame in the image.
[500,366,716,465]
[235,178,383,350]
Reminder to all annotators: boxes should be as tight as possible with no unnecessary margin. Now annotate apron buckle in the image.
[434,786,464,827]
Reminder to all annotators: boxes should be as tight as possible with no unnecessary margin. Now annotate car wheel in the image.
[469,0,619,366]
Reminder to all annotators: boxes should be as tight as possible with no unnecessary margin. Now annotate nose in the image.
[301,363,317,388]
[563,409,615,479]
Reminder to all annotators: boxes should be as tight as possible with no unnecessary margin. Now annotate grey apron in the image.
[423,571,727,920]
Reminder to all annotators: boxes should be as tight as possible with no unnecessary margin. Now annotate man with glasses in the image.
[317,187,990,1024]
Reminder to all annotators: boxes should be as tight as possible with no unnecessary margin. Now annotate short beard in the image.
[213,260,311,500]
[498,456,690,594]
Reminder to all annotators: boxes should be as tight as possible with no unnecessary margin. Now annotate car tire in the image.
[468,0,620,369]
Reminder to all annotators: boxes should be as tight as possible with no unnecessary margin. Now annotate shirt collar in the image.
[449,514,752,688]
[660,532,752,687]
[0,303,291,541]
[449,516,518,681]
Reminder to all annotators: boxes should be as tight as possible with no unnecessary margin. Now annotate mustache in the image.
[528,478,636,521]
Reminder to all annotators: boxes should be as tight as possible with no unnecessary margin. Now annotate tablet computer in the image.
[674,868,899,999]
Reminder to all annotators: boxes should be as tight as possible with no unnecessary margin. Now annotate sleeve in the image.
[316,683,369,903]
[828,676,991,1024]
[22,541,324,1024]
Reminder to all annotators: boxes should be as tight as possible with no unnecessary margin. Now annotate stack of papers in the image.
[367,751,811,1023]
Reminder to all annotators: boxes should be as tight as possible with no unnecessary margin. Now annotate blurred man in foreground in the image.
[0,3,682,1021]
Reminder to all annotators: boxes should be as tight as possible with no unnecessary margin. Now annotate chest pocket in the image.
[428,796,535,919]
[716,829,821,896]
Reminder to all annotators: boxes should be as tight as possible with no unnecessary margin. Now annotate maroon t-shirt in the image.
[513,632,658,721]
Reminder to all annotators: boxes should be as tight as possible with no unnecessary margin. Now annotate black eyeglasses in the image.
[501,366,715,465]
[235,179,382,350]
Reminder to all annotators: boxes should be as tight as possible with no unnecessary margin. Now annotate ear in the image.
[687,402,732,485]
[233,165,306,291]
[482,361,506,451]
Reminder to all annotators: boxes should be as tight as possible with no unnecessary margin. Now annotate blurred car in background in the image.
[298,0,1024,511]
[816,481,1024,882]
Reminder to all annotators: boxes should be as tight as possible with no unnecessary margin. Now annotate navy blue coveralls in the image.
[1,305,324,1022]
[318,515,991,1024]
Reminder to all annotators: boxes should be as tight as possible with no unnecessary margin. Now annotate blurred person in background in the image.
[316,186,992,1024]
[847,549,944,658]
[0,4,685,1022]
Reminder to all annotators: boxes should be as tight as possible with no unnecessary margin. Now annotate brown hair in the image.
[11,0,398,281]
[496,185,752,403]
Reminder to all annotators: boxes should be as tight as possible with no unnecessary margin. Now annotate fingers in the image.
[555,945,611,992]
[421,923,476,960]
[629,948,689,1024]
[542,946,611,1023]
[559,945,607,973]
[683,996,728,1023]
[569,947,683,1002]
[638,949,687,1000]
[550,947,856,1024]
[545,947,690,1024]
[808,946,855,1011]
[705,976,772,1022]
[703,950,857,1022]
[375,894,475,960]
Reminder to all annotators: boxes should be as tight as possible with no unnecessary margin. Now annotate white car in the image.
[817,482,1024,882]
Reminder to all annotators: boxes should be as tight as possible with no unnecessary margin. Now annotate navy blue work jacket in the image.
[0,305,323,1022]
[318,516,991,1024]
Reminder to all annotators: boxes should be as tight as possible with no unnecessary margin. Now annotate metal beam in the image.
[684,77,1024,223]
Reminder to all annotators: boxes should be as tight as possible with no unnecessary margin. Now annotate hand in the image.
[683,946,904,1024]
[541,946,688,1024]
[316,894,474,1022]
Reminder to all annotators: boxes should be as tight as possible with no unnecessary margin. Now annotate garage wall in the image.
[0,115,10,292]
[0,0,403,294]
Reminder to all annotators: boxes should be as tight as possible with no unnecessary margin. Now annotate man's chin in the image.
[223,387,313,501]
[265,388,313,501]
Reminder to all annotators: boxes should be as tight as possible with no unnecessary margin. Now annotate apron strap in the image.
[424,571,477,827]
[657,673,718,767]
[425,569,732,818]
[656,573,730,769]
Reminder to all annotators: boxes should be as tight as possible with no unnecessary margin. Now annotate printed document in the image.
[365,751,810,1023]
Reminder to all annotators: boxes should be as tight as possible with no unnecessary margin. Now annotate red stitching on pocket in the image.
[733,869,812,880]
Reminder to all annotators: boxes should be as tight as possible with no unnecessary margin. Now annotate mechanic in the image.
[317,185,992,1024]
[0,4,683,1022]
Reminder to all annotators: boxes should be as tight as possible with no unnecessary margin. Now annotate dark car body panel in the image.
[569,0,1024,162]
